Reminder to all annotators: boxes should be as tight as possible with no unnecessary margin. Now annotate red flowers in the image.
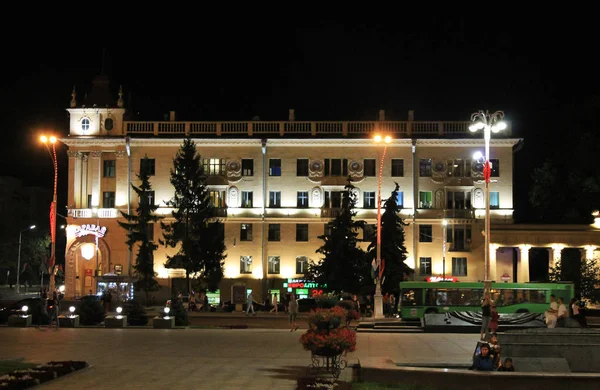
[300,327,357,354]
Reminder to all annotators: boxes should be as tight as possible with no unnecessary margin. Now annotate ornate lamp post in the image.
[16,225,36,294]
[468,111,506,287]
[40,135,59,294]
[373,134,391,319]
[442,219,448,280]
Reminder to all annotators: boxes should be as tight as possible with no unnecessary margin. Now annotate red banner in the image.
[49,202,56,244]
[483,161,491,183]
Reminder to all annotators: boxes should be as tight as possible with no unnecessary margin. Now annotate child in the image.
[490,305,499,334]
[498,357,515,371]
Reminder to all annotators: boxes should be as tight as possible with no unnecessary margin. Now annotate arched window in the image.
[81,118,90,132]
[104,117,114,131]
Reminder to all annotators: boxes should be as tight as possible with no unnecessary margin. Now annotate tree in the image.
[160,137,226,293]
[366,183,411,294]
[529,159,567,222]
[549,248,600,303]
[307,180,366,293]
[118,157,163,304]
[0,233,51,286]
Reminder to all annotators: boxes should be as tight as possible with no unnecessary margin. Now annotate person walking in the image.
[480,294,492,341]
[288,293,299,331]
[270,293,279,313]
[246,291,256,316]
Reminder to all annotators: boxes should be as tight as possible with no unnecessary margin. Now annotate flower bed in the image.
[0,361,88,389]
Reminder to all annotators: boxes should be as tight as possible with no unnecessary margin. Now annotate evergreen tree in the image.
[550,248,600,302]
[160,137,226,293]
[119,157,163,304]
[307,180,366,293]
[366,183,411,294]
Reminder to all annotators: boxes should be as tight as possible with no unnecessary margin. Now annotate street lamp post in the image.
[469,111,506,289]
[40,135,59,294]
[373,134,391,320]
[16,225,36,294]
[442,219,448,280]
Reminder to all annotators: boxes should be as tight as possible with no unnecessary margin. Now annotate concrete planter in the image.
[153,316,175,329]
[59,315,80,328]
[104,316,127,328]
[8,314,32,327]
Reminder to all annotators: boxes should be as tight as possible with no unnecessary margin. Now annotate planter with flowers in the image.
[300,306,357,379]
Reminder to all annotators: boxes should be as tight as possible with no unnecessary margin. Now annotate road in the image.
[0,327,480,389]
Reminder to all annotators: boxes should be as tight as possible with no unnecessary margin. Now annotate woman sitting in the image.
[472,344,495,371]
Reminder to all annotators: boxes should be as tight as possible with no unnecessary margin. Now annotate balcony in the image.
[122,120,510,137]
[69,208,119,219]
[321,208,343,218]
[444,209,475,220]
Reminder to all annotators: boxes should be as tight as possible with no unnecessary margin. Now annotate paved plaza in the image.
[0,327,479,389]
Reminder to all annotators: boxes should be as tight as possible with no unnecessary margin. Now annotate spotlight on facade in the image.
[116,307,123,314]
[164,307,170,315]
[69,306,76,314]
[473,151,483,161]
[22,305,28,314]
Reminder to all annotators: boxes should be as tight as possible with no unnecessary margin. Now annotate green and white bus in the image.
[399,281,574,320]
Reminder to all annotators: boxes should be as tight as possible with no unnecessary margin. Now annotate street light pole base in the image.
[483,280,493,293]
[373,293,384,320]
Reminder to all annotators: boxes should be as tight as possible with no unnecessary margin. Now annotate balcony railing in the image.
[122,120,509,137]
[444,209,475,219]
[69,208,118,219]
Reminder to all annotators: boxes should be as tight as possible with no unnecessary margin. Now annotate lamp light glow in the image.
[374,134,382,143]
[164,307,170,314]
[29,225,36,230]
[116,307,123,314]
[384,135,392,143]
[22,305,28,313]
[69,306,75,313]
[40,135,48,143]
[442,219,448,226]
[473,151,483,161]
[49,136,57,144]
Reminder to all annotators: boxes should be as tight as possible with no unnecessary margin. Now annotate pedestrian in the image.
[472,343,494,371]
[246,291,256,316]
[557,297,567,327]
[270,293,279,313]
[480,294,492,341]
[288,293,299,331]
[571,298,587,327]
[546,294,558,328]
[51,288,60,328]
[489,305,500,334]
[39,288,48,328]
[498,357,515,372]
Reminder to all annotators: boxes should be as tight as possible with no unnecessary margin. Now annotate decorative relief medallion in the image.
[309,159,324,180]
[348,160,364,179]
[435,189,444,209]
[226,159,242,182]
[310,187,323,208]
[351,187,360,205]
[473,188,484,209]
[228,186,240,208]
[431,160,447,183]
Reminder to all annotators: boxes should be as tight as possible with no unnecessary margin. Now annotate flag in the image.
[483,161,491,183]
[50,202,56,244]
[48,254,55,268]
[379,259,385,279]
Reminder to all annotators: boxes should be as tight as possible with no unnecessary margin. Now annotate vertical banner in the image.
[49,202,56,243]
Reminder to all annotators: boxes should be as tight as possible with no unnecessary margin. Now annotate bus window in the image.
[401,289,422,306]
[530,290,546,304]
[425,289,437,306]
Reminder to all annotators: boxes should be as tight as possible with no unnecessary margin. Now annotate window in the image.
[140,158,155,176]
[331,159,342,176]
[391,159,404,177]
[103,160,116,178]
[104,117,114,131]
[490,192,500,209]
[419,191,432,209]
[240,256,252,274]
[81,117,90,132]
[203,158,226,176]
[296,256,308,274]
[452,257,468,276]
[419,257,432,275]
[325,158,348,176]
[241,191,253,208]
[489,159,500,177]
[142,190,155,206]
[363,224,376,242]
[242,159,254,176]
[297,191,309,208]
[296,224,309,242]
[268,224,280,241]
[209,191,225,208]
[419,225,432,242]
[396,191,404,208]
[324,191,342,208]
[102,191,115,208]
[449,159,465,177]
[447,191,472,210]
[363,191,376,209]
[447,225,472,251]
[269,159,281,176]
[87,194,92,208]
[297,159,309,176]
[268,256,280,274]
[364,159,376,177]
[269,191,281,208]
[419,159,432,177]
[240,224,252,241]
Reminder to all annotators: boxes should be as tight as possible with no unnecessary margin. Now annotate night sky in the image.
[1,17,598,225]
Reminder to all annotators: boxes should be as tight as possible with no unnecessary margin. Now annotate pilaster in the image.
[518,245,531,282]
[90,151,102,207]
[115,150,128,208]
[489,243,499,281]
[67,151,80,208]
[81,153,89,207]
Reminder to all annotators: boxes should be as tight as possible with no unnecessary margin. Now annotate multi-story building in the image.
[62,76,598,303]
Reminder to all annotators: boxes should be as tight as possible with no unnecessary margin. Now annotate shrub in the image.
[315,293,338,309]
[336,300,355,311]
[124,299,148,326]
[168,297,189,326]
[300,327,357,355]
[78,299,105,325]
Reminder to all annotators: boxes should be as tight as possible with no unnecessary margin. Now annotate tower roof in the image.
[82,74,117,108]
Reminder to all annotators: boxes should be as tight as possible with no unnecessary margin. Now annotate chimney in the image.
[169,111,176,121]
[378,109,386,121]
[408,110,415,121]
[289,109,295,121]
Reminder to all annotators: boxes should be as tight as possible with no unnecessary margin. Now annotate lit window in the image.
[81,118,90,132]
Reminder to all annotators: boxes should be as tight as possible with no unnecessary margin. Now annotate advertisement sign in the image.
[426,276,458,282]
[74,224,107,238]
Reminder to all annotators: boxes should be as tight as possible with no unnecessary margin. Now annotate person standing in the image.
[546,294,558,328]
[270,293,279,313]
[288,293,299,331]
[480,294,492,341]
[51,288,60,328]
[489,305,500,334]
[571,298,587,328]
[246,291,256,316]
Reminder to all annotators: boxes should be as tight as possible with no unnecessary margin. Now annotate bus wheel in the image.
[516,309,529,313]
[424,308,438,314]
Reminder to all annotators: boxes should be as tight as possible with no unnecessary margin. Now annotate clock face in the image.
[434,162,445,172]
[228,161,240,171]
[81,117,90,132]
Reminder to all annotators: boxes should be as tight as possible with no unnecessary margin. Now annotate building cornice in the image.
[415,139,522,147]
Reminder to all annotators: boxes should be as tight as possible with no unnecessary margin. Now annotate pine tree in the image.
[366,182,411,294]
[118,158,163,304]
[160,137,226,293]
[550,249,600,302]
[307,180,366,293]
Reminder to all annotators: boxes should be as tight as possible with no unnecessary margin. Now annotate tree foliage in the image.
[307,180,367,294]
[0,232,51,285]
[366,183,411,294]
[160,137,226,293]
[549,248,600,303]
[119,157,163,304]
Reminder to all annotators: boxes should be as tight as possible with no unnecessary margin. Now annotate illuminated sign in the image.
[284,279,327,289]
[426,276,458,283]
[74,224,107,238]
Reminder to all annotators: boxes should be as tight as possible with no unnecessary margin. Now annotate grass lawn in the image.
[0,360,38,375]
[352,382,437,390]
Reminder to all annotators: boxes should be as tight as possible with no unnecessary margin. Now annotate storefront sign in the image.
[74,224,107,238]
[426,276,458,283]
[284,279,327,289]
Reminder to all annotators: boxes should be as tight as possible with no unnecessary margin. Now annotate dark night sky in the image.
[1,17,598,223]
